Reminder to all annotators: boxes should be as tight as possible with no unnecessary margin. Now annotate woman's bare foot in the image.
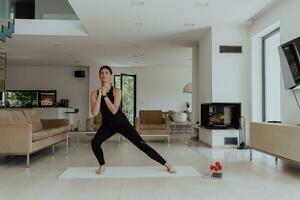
[96,165,106,175]
[164,163,176,174]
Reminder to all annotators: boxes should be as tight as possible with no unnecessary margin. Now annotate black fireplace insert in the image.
[201,103,241,129]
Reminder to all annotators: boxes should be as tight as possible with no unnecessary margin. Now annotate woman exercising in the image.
[90,65,176,174]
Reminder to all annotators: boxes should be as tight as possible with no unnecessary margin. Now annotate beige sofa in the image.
[0,109,70,167]
[135,110,171,143]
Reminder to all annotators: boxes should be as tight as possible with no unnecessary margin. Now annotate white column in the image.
[192,46,199,138]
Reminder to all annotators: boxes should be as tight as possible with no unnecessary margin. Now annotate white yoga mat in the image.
[59,166,200,179]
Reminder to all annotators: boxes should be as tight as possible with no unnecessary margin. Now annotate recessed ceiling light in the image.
[133,54,143,57]
[132,21,143,26]
[131,0,144,6]
[184,23,195,27]
[195,1,208,7]
[133,44,141,48]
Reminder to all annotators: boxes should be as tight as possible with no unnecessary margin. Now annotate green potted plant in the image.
[186,101,190,112]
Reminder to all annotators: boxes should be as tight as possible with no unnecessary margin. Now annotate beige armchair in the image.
[135,110,170,143]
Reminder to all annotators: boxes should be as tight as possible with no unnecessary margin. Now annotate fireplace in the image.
[201,103,241,129]
[38,90,56,107]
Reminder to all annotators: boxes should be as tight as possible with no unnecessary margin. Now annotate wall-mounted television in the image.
[279,36,300,89]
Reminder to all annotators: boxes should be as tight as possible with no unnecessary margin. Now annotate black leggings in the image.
[91,121,167,166]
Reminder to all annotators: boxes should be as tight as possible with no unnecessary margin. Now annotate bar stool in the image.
[65,108,81,131]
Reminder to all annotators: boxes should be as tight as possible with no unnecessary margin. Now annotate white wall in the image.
[212,25,247,103]
[6,65,89,130]
[15,19,87,36]
[212,25,250,143]
[249,0,300,124]
[192,46,199,138]
[35,0,76,19]
[197,29,213,140]
[192,46,199,124]
[197,25,250,145]
[198,28,213,110]
[88,66,192,117]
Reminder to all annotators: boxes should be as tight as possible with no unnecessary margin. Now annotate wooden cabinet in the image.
[250,122,300,163]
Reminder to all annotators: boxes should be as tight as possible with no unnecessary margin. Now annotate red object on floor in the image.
[210,161,223,172]
[213,166,219,171]
[219,165,223,170]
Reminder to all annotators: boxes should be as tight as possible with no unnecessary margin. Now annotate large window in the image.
[1,90,56,108]
[262,28,281,122]
[5,90,38,107]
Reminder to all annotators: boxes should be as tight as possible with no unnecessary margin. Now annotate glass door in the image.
[120,74,136,125]
[114,75,121,89]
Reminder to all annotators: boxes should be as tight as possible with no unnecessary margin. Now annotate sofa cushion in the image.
[9,110,28,125]
[140,110,162,124]
[0,110,14,125]
[32,130,49,142]
[141,124,166,130]
[44,126,69,137]
[22,109,43,132]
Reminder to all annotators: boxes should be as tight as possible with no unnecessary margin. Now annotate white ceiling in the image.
[2,0,276,68]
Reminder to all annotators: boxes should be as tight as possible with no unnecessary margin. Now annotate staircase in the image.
[0,20,15,42]
[0,0,15,42]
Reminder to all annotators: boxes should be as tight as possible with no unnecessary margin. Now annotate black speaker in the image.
[74,70,85,78]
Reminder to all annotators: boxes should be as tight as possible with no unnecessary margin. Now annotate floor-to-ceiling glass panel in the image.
[263,29,281,121]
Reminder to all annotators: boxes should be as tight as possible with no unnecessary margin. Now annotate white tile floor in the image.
[0,134,300,200]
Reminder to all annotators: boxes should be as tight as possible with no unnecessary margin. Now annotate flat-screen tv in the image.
[279,37,300,89]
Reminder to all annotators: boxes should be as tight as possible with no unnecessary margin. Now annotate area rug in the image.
[59,166,200,179]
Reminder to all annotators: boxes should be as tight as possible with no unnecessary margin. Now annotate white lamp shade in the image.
[183,83,192,93]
